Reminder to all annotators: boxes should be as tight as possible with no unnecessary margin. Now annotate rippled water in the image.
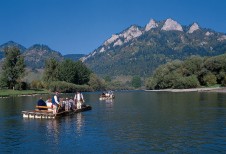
[0,91,226,153]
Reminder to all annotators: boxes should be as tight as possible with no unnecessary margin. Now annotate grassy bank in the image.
[0,89,50,97]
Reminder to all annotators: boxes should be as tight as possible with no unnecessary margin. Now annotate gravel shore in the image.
[146,87,226,93]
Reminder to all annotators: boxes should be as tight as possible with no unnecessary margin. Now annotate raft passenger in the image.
[37,97,47,110]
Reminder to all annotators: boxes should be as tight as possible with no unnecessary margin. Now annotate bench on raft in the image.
[35,106,53,111]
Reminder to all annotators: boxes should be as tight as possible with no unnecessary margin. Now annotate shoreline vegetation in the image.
[1,86,226,98]
[146,87,226,93]
[0,89,50,98]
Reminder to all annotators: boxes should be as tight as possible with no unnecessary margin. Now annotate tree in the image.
[88,73,106,91]
[0,47,25,89]
[131,76,142,88]
[57,59,77,83]
[183,56,203,76]
[173,75,200,89]
[104,76,111,82]
[146,77,157,90]
[203,73,217,86]
[74,61,91,85]
[43,58,59,82]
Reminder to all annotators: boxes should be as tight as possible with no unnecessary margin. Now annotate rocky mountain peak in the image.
[103,25,142,48]
[161,18,183,31]
[121,25,142,42]
[104,34,119,46]
[188,22,199,33]
[145,19,158,31]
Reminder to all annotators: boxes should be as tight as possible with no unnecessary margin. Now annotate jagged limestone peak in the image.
[161,18,183,31]
[188,23,199,33]
[145,19,158,31]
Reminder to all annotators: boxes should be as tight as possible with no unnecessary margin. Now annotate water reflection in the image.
[99,99,114,109]
[76,113,84,135]
[46,120,60,145]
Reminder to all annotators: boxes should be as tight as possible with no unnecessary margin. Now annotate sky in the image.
[0,0,226,55]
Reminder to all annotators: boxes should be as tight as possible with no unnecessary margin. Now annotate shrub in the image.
[45,81,91,93]
[30,80,44,89]
[15,82,28,90]
[146,77,157,90]
[173,75,200,89]
[222,75,226,86]
[203,73,217,86]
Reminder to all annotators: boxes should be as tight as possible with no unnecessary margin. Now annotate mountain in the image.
[0,42,85,70]
[64,54,86,61]
[23,44,63,69]
[0,41,26,59]
[83,18,226,77]
[0,41,27,53]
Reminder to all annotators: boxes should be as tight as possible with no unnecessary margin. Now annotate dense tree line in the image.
[43,58,92,85]
[146,54,226,89]
[42,58,104,92]
[0,47,106,92]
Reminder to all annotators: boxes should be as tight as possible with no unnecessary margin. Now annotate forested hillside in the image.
[83,18,226,77]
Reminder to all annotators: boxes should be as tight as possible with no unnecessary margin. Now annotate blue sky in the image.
[0,0,226,55]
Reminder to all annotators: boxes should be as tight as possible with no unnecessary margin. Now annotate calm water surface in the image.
[0,91,226,153]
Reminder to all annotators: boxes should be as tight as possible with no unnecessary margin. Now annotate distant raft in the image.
[99,91,115,100]
[22,105,92,119]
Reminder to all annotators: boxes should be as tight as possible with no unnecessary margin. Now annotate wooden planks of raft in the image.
[22,105,92,119]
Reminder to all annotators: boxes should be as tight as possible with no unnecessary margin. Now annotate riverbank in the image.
[0,89,50,98]
[146,87,226,93]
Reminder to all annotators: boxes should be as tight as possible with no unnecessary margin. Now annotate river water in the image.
[0,91,226,153]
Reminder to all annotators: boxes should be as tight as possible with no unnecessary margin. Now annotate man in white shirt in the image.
[53,92,60,114]
[74,92,84,109]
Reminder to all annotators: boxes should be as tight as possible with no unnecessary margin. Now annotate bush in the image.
[45,81,92,93]
[173,75,200,89]
[222,75,226,86]
[30,80,44,89]
[146,77,157,90]
[203,73,217,86]
[131,76,142,88]
[88,73,106,91]
[15,82,28,90]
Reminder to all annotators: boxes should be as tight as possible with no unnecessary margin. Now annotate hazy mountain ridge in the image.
[0,41,85,69]
[83,18,226,77]
[63,54,86,61]
[0,41,26,59]
[23,44,63,69]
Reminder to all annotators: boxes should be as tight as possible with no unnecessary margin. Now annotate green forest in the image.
[1,47,226,92]
[146,54,226,89]
[0,47,140,93]
[0,47,103,92]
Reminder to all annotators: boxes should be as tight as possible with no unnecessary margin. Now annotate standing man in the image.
[74,91,84,109]
[52,91,60,114]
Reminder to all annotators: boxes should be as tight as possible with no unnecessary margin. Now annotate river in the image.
[0,91,226,153]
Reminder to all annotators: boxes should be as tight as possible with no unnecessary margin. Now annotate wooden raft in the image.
[22,105,92,119]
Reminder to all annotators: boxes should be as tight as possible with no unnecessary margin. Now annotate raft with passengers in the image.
[99,91,115,100]
[22,91,92,119]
